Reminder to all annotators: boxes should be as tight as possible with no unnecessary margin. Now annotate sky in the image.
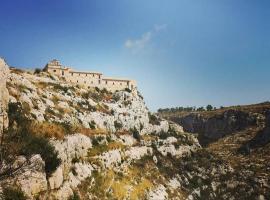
[0,0,270,111]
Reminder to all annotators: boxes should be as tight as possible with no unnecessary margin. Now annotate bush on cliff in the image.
[1,186,27,200]
[6,102,61,177]
[21,134,61,176]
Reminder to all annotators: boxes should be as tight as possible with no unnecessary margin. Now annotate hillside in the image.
[159,104,270,199]
[0,58,269,200]
[0,59,200,199]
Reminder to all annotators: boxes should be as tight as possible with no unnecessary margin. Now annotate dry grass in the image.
[29,121,66,139]
[96,104,111,114]
[130,178,152,200]
[115,130,131,136]
[76,127,107,136]
[88,141,125,157]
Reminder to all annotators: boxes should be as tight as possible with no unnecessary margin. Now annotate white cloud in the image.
[125,31,152,49]
[124,24,167,50]
[154,24,167,32]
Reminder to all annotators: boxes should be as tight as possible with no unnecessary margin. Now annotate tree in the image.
[206,105,213,111]
[197,107,205,112]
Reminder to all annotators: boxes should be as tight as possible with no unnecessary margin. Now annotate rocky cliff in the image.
[1,63,270,200]
[167,109,265,144]
[0,65,201,200]
[0,58,9,130]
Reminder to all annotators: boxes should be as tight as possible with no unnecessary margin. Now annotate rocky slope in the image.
[1,58,269,200]
[0,58,9,130]
[0,60,201,200]
[161,104,270,145]
[159,104,270,199]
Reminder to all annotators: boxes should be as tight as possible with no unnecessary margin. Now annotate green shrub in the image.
[1,186,27,200]
[88,104,97,112]
[125,88,132,93]
[68,192,80,200]
[159,131,169,140]
[89,121,96,130]
[112,95,120,102]
[21,135,61,176]
[131,127,141,141]
[92,136,103,146]
[95,87,100,93]
[71,166,78,176]
[123,100,131,107]
[148,113,161,126]
[72,156,80,164]
[114,121,123,131]
[8,102,26,126]
[34,68,42,74]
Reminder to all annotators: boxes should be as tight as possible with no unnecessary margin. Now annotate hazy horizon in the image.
[1,0,270,111]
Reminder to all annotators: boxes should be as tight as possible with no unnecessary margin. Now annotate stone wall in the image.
[0,58,9,131]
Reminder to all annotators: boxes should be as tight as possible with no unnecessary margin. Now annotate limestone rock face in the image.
[50,134,92,173]
[148,184,168,200]
[170,110,258,141]
[14,155,47,198]
[0,58,9,130]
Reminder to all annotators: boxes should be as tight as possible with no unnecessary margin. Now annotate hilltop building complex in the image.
[43,59,137,92]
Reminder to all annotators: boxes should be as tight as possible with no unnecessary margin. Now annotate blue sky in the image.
[0,0,270,111]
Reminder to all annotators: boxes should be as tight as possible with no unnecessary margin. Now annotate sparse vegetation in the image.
[148,113,161,126]
[68,192,80,200]
[131,127,141,141]
[5,102,61,177]
[89,120,96,130]
[124,88,131,93]
[1,186,27,200]
[114,120,123,131]
[34,68,42,74]
[21,135,61,176]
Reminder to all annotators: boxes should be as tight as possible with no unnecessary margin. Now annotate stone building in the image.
[43,59,137,92]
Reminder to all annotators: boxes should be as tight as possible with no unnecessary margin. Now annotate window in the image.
[120,83,122,86]
[98,80,101,84]
[91,81,93,84]
[84,81,86,84]
[86,74,87,77]
[92,74,94,77]
[113,82,115,85]
[53,70,56,72]
[77,80,78,83]
[71,73,73,76]
[62,71,64,76]
[106,81,108,84]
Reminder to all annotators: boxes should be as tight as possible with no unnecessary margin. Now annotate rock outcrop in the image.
[170,110,259,143]
[0,58,9,130]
